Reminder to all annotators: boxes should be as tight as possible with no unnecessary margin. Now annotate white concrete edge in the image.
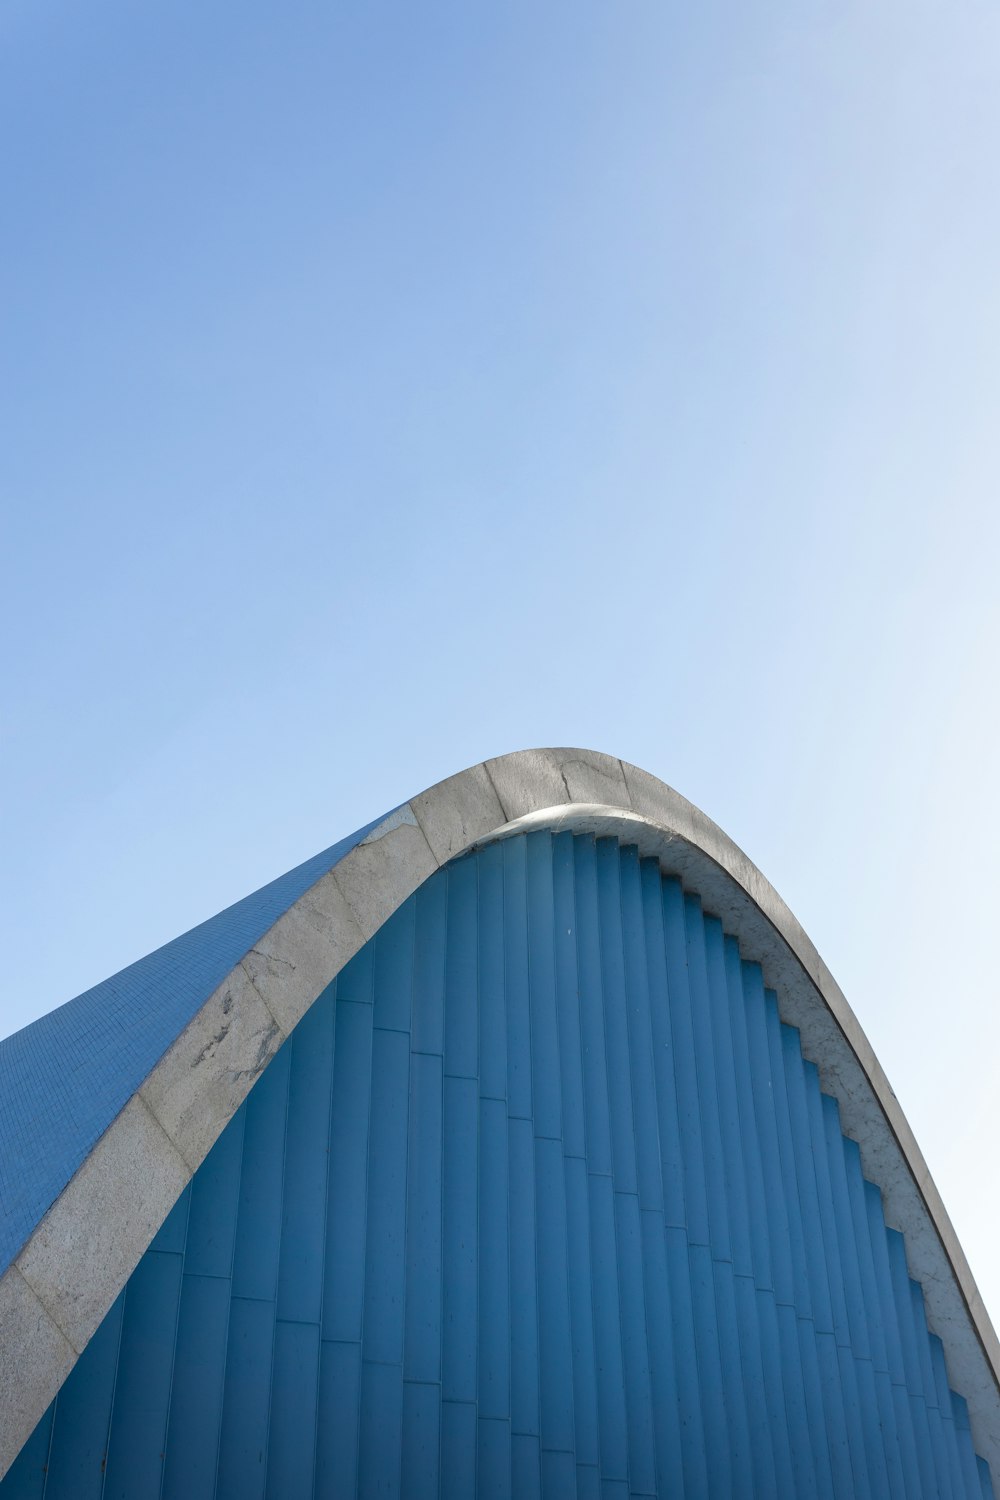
[1,747,996,1479]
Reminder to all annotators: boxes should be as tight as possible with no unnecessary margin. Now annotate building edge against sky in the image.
[0,749,996,1493]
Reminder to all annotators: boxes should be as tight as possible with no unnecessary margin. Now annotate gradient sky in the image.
[3,1,1000,1323]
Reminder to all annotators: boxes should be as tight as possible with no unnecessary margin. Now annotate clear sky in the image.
[3,1,1000,1325]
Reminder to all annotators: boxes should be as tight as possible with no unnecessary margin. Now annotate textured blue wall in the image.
[3,832,994,1497]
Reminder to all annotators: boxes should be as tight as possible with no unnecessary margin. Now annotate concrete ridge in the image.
[1,747,996,1477]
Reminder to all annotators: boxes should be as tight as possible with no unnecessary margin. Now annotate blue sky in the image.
[3,1,1000,1319]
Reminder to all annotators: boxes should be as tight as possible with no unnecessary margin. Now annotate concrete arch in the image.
[1,748,997,1478]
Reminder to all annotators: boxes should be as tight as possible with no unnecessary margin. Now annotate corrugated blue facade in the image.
[3,832,994,1497]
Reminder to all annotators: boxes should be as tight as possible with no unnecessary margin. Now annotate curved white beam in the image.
[1,748,997,1477]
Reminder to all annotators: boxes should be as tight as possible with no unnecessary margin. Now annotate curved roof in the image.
[1,749,997,1479]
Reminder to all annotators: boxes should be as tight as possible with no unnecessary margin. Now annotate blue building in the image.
[1,750,996,1496]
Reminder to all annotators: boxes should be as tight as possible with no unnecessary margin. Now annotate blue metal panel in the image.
[640,862,684,1232]
[45,1291,123,1500]
[445,853,478,1080]
[534,1136,575,1458]
[336,938,374,1006]
[705,919,750,1278]
[588,1170,628,1482]
[746,967,805,1489]
[231,1041,289,1304]
[619,850,662,1214]
[402,1381,440,1500]
[405,1051,443,1384]
[660,880,708,1248]
[564,1154,600,1471]
[690,1238,733,1496]
[216,1296,274,1500]
[552,831,586,1159]
[373,899,414,1035]
[777,1300,818,1495]
[411,873,447,1057]
[477,840,507,1102]
[477,1416,509,1500]
[442,1074,478,1403]
[885,1229,938,1496]
[833,1339,873,1500]
[639,1208,685,1497]
[162,1273,231,1500]
[796,1308,836,1500]
[684,895,731,1265]
[864,1183,923,1499]
[713,1257,754,1498]
[503,837,532,1121]
[363,1026,409,1366]
[314,1341,360,1499]
[846,1137,908,1500]
[781,1029,831,1333]
[574,837,613,1178]
[804,1063,870,1497]
[756,1282,798,1496]
[508,1113,539,1439]
[728,950,792,1495]
[6,832,996,1498]
[576,1464,600,1500]
[184,1108,244,1277]
[103,1250,183,1500]
[614,1190,656,1495]
[954,1391,984,1500]
[689,911,751,1489]
[277,992,334,1325]
[744,969,794,1307]
[733,1269,777,1497]
[540,1446,575,1499]
[833,1135,894,1497]
[909,1273,957,1499]
[783,1035,850,1496]
[765,1006,810,1322]
[821,1095,871,1362]
[441,1402,476,1497]
[596,839,637,1197]
[725,945,771,1291]
[266,1321,319,1500]
[932,1333,968,1494]
[526,832,562,1145]
[664,1223,709,1493]
[478,1096,509,1419]
[322,995,372,1344]
[766,1004,828,1497]
[511,1432,541,1500]
[358,1359,402,1496]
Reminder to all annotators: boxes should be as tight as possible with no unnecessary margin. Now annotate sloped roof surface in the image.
[0,814,386,1276]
